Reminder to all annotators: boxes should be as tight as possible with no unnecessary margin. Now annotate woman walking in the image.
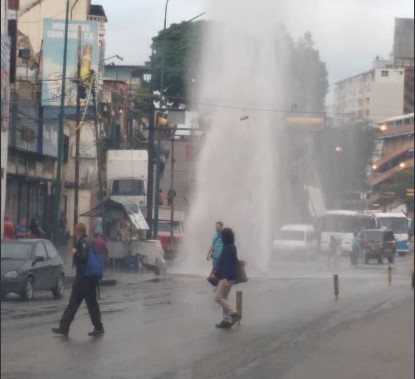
[214,227,241,329]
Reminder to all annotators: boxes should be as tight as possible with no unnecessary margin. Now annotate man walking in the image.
[206,221,224,269]
[52,223,104,337]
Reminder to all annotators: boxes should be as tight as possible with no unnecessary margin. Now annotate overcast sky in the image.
[99,0,414,104]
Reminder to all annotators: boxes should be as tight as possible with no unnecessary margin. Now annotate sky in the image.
[99,0,414,104]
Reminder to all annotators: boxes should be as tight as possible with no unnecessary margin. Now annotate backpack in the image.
[84,246,104,280]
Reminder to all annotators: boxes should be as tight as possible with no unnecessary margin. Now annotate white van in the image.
[272,224,318,256]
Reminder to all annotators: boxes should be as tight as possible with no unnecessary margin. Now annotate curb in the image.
[64,277,118,287]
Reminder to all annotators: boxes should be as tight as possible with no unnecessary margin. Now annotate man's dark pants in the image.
[59,278,103,331]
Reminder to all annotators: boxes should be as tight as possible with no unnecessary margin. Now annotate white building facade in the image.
[1,0,10,237]
[334,64,407,123]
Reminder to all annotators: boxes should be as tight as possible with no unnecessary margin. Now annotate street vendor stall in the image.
[81,198,166,274]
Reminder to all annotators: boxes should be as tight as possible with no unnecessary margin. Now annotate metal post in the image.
[153,121,162,239]
[333,274,339,299]
[169,131,175,253]
[91,72,103,202]
[74,26,81,229]
[236,291,243,318]
[146,53,155,239]
[388,266,392,286]
[53,0,70,243]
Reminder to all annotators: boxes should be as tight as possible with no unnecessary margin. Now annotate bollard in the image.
[388,266,392,286]
[236,290,243,318]
[333,274,339,299]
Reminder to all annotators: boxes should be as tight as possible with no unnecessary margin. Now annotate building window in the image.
[381,70,389,77]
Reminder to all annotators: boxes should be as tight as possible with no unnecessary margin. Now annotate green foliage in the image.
[314,121,376,208]
[378,168,414,213]
[290,32,328,113]
[150,23,328,111]
[151,20,206,105]
[131,82,152,121]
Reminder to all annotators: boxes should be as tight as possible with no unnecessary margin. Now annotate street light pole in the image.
[153,0,169,239]
[152,4,206,240]
[53,0,70,243]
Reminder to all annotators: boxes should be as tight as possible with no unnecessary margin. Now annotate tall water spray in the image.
[178,0,295,275]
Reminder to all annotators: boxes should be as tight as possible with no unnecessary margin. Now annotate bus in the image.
[320,210,376,254]
[373,213,412,256]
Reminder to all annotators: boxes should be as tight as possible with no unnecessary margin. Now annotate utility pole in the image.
[146,101,155,239]
[74,26,81,228]
[53,0,70,243]
[169,130,175,252]
[152,10,206,240]
[91,71,104,203]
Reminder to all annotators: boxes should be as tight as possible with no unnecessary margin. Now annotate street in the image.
[1,255,414,379]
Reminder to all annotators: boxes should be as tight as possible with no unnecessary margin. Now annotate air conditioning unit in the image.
[18,48,30,60]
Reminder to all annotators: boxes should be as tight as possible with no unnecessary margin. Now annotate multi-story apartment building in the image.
[4,0,107,238]
[334,18,414,123]
[335,63,413,123]
[1,0,12,237]
[368,113,414,210]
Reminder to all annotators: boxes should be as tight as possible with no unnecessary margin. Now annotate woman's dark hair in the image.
[221,227,235,245]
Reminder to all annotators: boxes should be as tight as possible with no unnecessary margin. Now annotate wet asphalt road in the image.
[1,256,413,379]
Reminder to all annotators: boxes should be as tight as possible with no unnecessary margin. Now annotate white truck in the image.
[106,150,148,207]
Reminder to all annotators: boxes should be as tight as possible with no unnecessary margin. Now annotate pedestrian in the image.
[3,215,16,239]
[93,216,104,236]
[351,231,360,267]
[328,235,341,272]
[52,223,104,337]
[206,221,224,269]
[359,232,366,260]
[92,233,109,264]
[167,188,176,207]
[160,154,166,179]
[58,212,68,244]
[314,217,322,254]
[29,219,46,239]
[214,227,241,329]
[15,217,29,238]
[158,189,164,206]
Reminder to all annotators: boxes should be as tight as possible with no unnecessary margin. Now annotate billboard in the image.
[41,19,99,108]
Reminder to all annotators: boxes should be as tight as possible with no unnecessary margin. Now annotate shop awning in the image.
[80,198,149,230]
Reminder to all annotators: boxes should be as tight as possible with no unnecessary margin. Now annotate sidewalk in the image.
[57,245,158,286]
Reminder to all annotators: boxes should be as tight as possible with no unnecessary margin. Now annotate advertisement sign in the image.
[71,145,96,158]
[41,19,99,108]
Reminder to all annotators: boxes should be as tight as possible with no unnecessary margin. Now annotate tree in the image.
[378,168,414,214]
[314,121,376,209]
[151,20,207,106]
[290,32,328,113]
[150,24,328,112]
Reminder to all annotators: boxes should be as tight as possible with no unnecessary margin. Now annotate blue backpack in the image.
[84,246,104,280]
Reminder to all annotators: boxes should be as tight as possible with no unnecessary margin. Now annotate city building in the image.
[102,64,151,149]
[334,18,414,123]
[368,113,414,210]
[4,0,107,237]
[1,0,12,238]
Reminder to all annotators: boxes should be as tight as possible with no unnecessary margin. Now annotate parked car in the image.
[157,222,184,259]
[272,224,318,257]
[362,229,396,264]
[1,239,65,301]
